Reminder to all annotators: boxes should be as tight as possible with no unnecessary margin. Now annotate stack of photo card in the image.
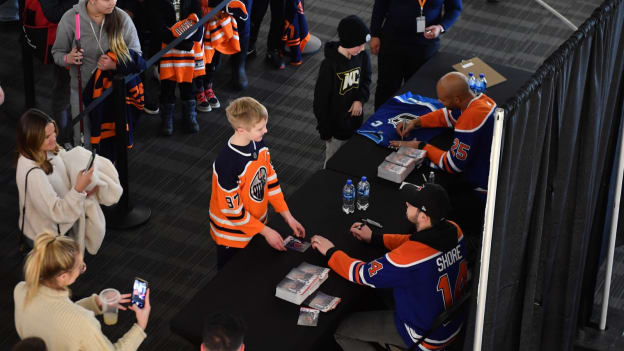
[276,262,331,305]
[385,152,417,173]
[397,146,427,166]
[378,161,410,183]
[304,291,341,312]
[297,307,320,327]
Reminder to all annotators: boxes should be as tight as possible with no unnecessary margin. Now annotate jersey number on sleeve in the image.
[225,194,241,209]
[450,138,471,161]
[368,260,383,277]
[436,260,468,310]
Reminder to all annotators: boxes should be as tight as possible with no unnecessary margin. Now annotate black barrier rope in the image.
[501,0,622,116]
[70,0,229,127]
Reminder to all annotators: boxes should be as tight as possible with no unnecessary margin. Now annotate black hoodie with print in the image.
[313,41,372,141]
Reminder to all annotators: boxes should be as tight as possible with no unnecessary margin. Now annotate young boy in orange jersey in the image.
[209,97,306,269]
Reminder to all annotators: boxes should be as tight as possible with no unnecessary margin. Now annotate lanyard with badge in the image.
[416,0,426,33]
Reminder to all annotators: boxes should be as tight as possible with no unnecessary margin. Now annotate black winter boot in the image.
[182,100,200,133]
[230,35,249,90]
[160,103,175,136]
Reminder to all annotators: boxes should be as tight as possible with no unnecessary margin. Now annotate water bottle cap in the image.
[479,73,485,78]
[346,179,352,185]
[468,72,474,76]
[361,176,367,182]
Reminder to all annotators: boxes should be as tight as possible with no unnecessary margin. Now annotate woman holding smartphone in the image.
[15,109,93,248]
[14,232,151,350]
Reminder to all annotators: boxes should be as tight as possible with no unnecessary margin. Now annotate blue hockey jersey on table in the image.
[357,92,452,147]
[328,220,468,349]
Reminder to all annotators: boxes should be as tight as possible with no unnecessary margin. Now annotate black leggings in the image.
[160,80,193,103]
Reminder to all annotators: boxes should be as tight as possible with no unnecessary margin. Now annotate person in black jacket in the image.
[313,15,371,168]
[370,0,462,110]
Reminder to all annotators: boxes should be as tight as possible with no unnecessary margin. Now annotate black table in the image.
[170,169,412,350]
[396,50,533,104]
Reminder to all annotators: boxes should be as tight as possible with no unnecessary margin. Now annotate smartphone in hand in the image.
[85,149,96,171]
[131,277,148,308]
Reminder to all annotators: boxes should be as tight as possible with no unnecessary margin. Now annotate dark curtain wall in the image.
[466,1,624,350]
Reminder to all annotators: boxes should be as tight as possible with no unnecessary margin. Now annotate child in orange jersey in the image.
[209,97,305,269]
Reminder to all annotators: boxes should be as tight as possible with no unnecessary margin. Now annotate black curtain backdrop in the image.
[463,1,624,350]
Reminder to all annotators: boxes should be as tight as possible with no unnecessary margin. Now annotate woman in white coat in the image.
[15,109,94,248]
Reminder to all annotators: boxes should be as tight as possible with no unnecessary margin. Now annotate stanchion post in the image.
[19,0,36,109]
[599,115,624,330]
[106,74,151,229]
[473,108,505,350]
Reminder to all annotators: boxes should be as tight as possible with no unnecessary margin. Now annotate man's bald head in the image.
[436,72,475,110]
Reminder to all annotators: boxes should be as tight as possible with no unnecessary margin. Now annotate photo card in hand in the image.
[284,236,311,252]
[297,307,320,327]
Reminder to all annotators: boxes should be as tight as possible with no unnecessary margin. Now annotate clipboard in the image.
[452,57,507,87]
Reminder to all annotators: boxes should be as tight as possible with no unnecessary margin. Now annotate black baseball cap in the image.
[401,183,451,224]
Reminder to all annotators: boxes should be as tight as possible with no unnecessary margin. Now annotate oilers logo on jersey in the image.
[337,68,360,95]
[357,92,453,148]
[250,167,267,202]
[387,113,419,128]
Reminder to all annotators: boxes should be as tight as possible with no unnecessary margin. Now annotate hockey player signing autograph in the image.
[311,184,467,350]
[209,97,305,269]
[390,72,497,199]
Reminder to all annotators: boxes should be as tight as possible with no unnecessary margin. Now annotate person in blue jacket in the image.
[312,183,468,350]
[370,0,462,110]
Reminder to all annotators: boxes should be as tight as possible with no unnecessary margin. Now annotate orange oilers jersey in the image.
[160,14,206,83]
[209,139,289,248]
[202,13,241,64]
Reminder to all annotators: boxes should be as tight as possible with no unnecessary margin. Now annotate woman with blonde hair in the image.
[16,109,94,248]
[52,0,140,147]
[14,232,151,350]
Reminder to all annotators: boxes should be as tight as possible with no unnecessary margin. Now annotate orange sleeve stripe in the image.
[419,109,446,128]
[386,242,440,266]
[353,262,364,284]
[423,144,445,164]
[383,234,411,250]
[328,250,359,282]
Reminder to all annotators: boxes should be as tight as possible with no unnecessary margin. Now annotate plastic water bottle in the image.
[476,73,487,94]
[342,179,355,214]
[468,72,477,93]
[428,171,435,184]
[356,176,370,211]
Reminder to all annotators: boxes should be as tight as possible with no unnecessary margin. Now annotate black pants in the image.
[160,80,193,103]
[193,52,221,93]
[374,38,440,110]
[249,0,285,51]
[217,245,242,270]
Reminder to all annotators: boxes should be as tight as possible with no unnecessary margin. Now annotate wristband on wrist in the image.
[417,141,426,149]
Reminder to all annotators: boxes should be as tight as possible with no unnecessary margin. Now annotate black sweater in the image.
[313,42,372,141]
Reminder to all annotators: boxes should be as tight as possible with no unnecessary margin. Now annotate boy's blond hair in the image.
[226,97,268,130]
